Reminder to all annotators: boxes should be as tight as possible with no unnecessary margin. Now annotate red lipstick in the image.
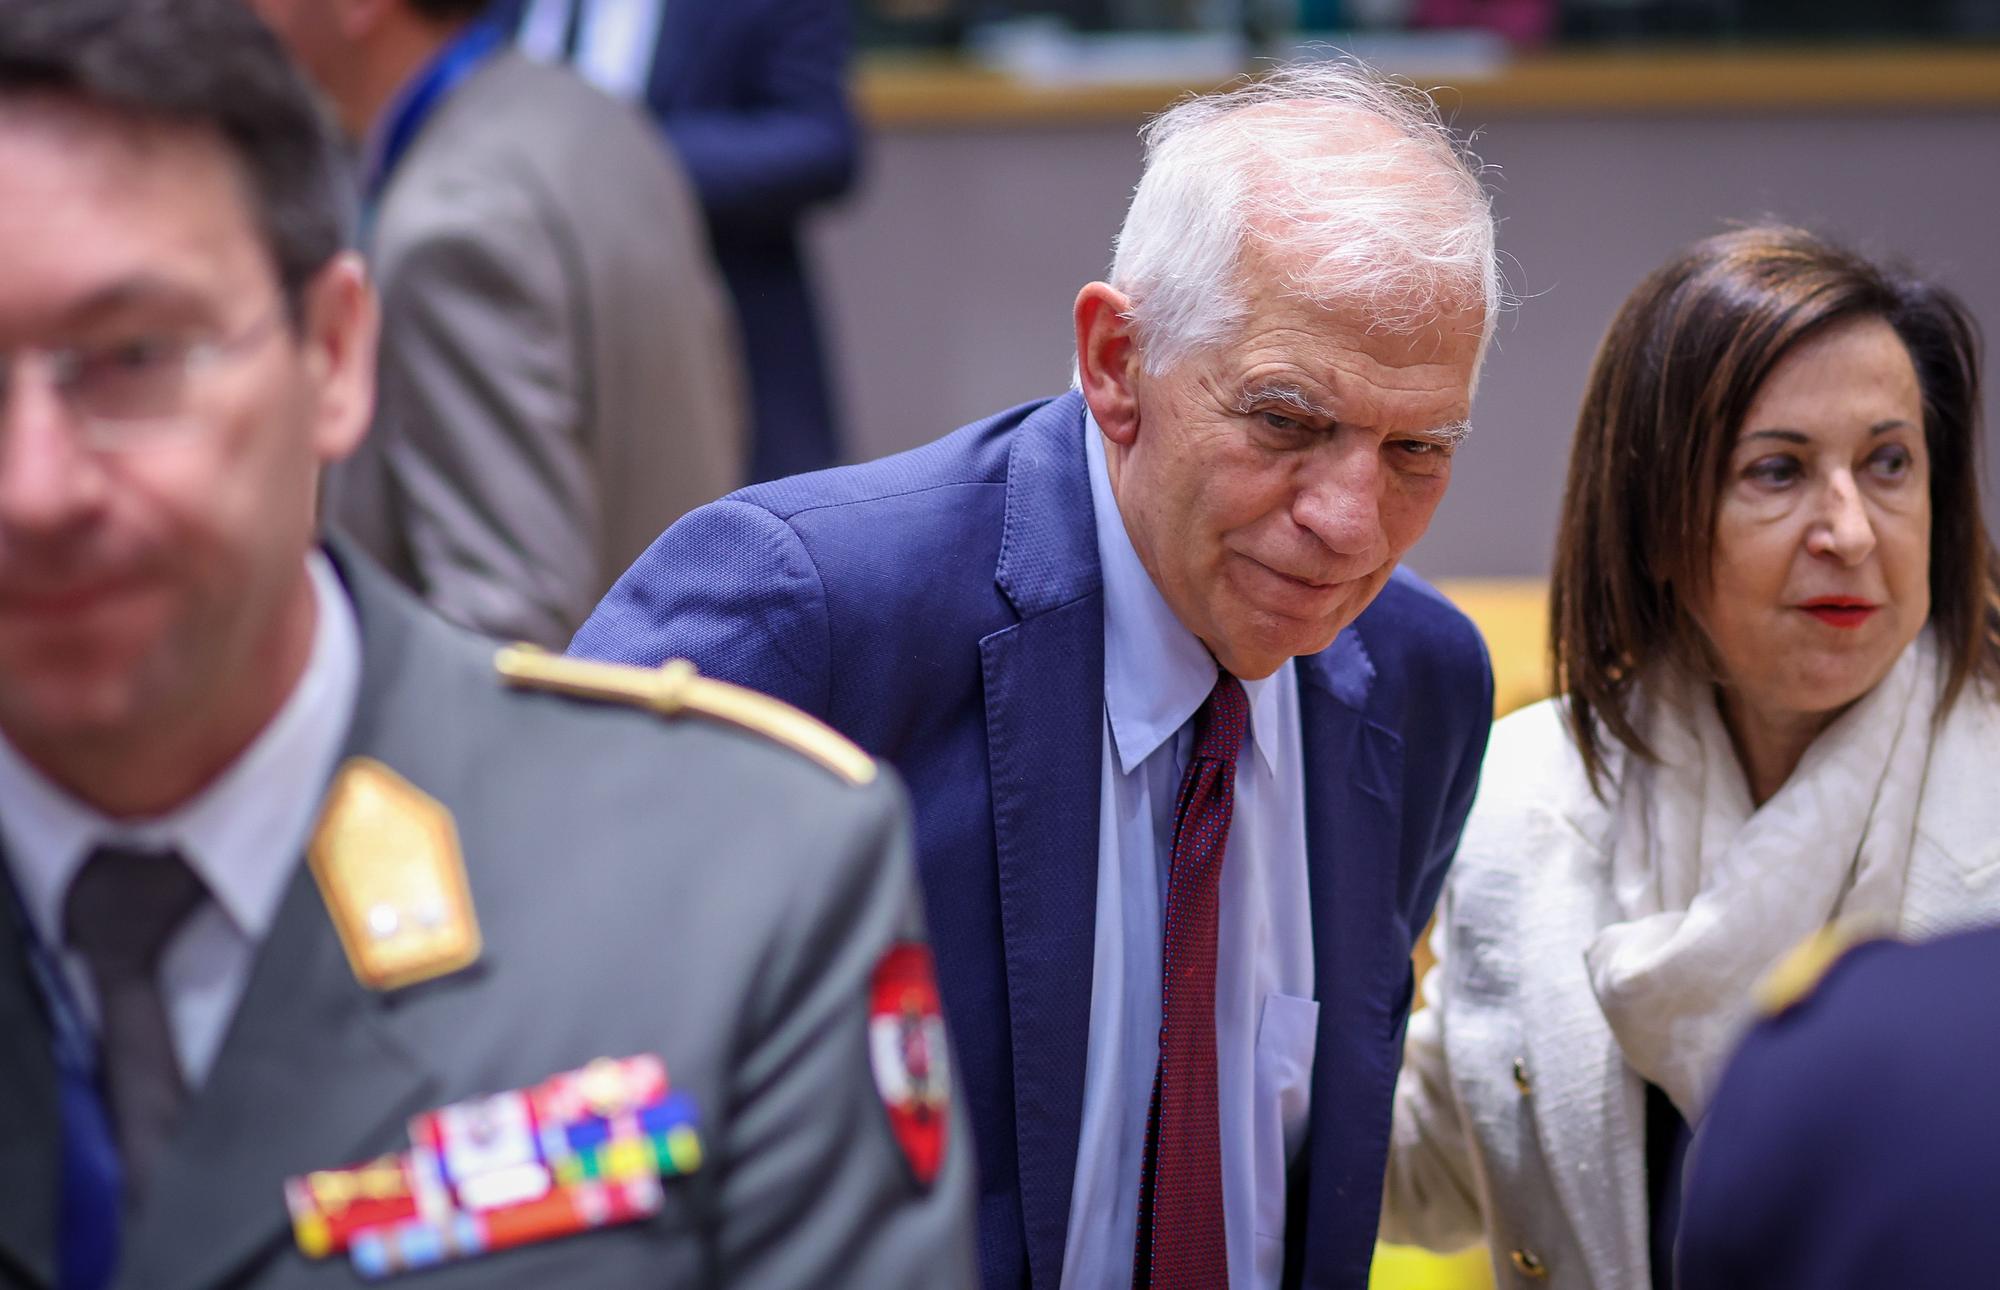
[1798,597,1879,629]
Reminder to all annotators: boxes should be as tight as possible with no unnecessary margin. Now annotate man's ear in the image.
[300,251,379,467]
[1074,281,1142,446]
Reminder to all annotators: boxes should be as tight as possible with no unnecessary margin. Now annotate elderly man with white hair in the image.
[572,62,1499,1290]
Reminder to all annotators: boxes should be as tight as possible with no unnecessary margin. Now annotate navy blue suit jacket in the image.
[572,392,1493,1288]
[1680,928,2000,1290]
[503,0,859,480]
[645,0,857,483]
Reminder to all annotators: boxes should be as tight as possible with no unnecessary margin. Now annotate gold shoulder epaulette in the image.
[1754,920,1894,1018]
[494,645,877,787]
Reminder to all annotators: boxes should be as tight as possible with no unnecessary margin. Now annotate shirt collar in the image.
[0,551,362,953]
[1085,411,1289,779]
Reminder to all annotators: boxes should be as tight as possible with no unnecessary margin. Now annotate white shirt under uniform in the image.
[0,552,361,1088]
[1059,417,1320,1289]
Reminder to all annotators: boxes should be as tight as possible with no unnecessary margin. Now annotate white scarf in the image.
[1584,631,1941,1119]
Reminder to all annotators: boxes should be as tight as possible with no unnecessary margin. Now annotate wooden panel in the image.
[858,46,2000,128]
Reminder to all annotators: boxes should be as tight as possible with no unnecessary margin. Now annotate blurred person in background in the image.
[256,0,744,649]
[1679,923,2000,1288]
[513,0,860,482]
[573,62,1499,1290]
[0,0,970,1284]
[1382,225,2000,1289]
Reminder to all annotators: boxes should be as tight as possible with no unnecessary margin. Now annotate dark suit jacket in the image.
[0,550,972,1289]
[571,391,1494,1288]
[645,0,858,482]
[1679,928,2000,1290]
[502,0,862,481]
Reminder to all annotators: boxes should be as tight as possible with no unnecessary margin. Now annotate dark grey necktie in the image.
[62,844,207,1203]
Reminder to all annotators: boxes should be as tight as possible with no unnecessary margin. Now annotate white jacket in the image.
[1381,692,2000,1289]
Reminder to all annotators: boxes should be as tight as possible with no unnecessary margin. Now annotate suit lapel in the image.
[1292,632,1410,1289]
[0,894,58,1289]
[979,394,1105,1289]
[117,551,484,1290]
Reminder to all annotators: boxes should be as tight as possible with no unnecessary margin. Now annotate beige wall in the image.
[808,105,2000,580]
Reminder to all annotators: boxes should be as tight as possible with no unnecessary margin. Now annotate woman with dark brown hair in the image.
[1379,226,2000,1290]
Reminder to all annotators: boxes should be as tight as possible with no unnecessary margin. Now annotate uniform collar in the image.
[1085,410,1290,779]
[0,552,361,954]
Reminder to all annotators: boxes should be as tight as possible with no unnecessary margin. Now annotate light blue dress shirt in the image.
[1059,417,1319,1290]
[0,553,361,1088]
[517,0,667,103]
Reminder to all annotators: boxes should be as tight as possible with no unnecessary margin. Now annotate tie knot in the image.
[63,844,207,978]
[1192,673,1247,765]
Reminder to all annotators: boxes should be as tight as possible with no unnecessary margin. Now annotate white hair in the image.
[1107,58,1500,376]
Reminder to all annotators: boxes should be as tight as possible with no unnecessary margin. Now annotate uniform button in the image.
[1512,1057,1532,1096]
[1510,1248,1548,1279]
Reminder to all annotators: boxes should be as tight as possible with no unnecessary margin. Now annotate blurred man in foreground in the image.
[0,1,969,1285]
[574,63,1498,1288]
[256,0,744,648]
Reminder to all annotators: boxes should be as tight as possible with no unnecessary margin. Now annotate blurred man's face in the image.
[1087,251,1483,680]
[0,100,369,802]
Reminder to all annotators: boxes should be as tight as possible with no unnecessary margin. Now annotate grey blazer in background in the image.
[332,51,746,649]
[0,549,975,1290]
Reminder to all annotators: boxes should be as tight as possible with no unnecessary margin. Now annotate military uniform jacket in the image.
[0,549,975,1289]
[1380,693,2000,1290]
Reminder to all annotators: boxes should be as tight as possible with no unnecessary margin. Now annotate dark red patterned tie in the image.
[1134,672,1246,1290]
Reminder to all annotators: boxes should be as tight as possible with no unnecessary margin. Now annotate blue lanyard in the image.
[0,861,95,1085]
[362,18,506,205]
[2,863,121,1290]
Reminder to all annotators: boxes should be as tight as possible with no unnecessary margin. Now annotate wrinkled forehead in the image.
[0,96,273,330]
[1228,239,1486,364]
[1186,288,1484,434]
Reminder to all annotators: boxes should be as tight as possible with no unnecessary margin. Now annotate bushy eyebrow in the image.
[1422,419,1474,448]
[61,274,218,330]
[1230,382,1473,447]
[1228,382,1336,422]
